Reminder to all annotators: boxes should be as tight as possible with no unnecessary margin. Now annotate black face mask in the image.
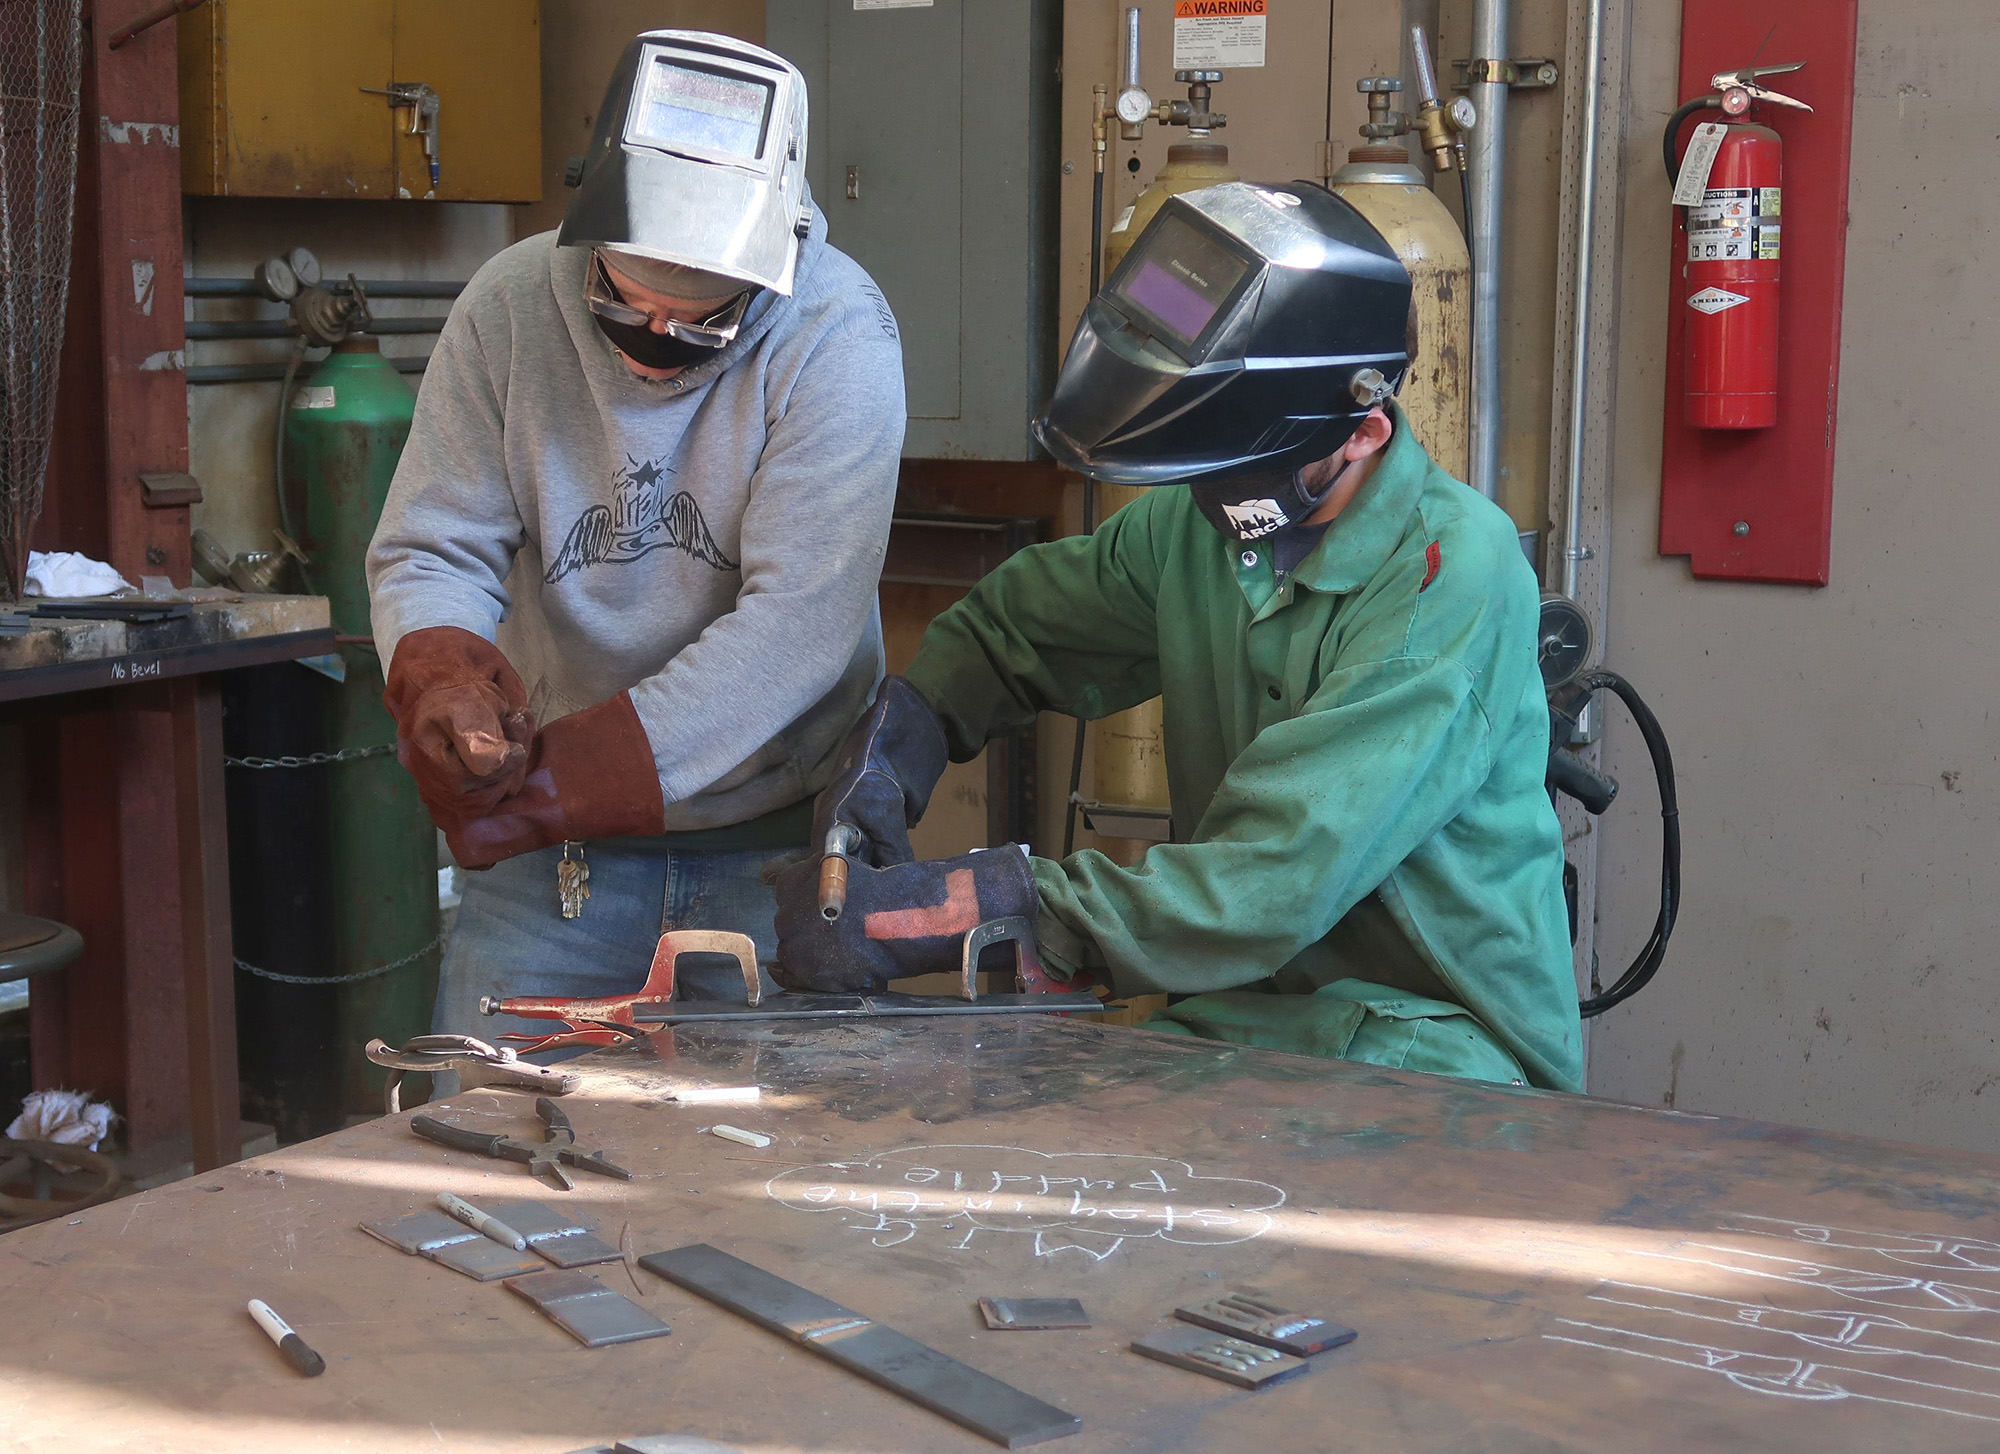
[592,311,726,372]
[1187,457,1355,543]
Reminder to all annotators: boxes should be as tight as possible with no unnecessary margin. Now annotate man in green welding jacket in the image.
[768,181,1582,1091]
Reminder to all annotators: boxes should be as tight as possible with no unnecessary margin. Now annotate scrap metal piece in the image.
[1130,1325,1312,1389]
[1174,1289,1357,1357]
[564,1438,744,1454]
[631,992,1106,1025]
[360,1208,544,1281]
[505,1269,672,1349]
[642,1243,1080,1449]
[482,1199,624,1269]
[979,1298,1090,1331]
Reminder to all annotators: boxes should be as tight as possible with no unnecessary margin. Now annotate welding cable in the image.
[272,335,315,593]
[1458,164,1476,281]
[1576,668,1680,1018]
[1661,95,1723,191]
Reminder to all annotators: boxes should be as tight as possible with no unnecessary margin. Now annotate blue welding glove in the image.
[811,676,950,868]
[771,847,1039,994]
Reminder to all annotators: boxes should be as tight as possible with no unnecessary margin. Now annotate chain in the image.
[235,931,444,986]
[225,743,395,770]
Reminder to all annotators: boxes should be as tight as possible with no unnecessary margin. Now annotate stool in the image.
[0,912,84,985]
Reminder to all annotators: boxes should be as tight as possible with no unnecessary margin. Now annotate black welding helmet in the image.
[559,32,810,296]
[1034,181,1413,510]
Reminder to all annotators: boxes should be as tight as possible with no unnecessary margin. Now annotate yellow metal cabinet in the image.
[179,0,540,202]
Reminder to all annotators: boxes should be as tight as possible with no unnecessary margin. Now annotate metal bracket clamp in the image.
[642,1244,1081,1448]
[961,914,1054,998]
[1453,57,1560,89]
[480,928,764,1054]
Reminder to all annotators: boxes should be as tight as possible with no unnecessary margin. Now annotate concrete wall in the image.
[1588,0,2000,1153]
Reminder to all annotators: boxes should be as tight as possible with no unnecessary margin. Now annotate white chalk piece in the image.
[673,1086,761,1105]
[248,1298,326,1377]
[708,1124,772,1148]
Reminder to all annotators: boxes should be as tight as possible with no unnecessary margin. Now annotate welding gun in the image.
[817,822,866,921]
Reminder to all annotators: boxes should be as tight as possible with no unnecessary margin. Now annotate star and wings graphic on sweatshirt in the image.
[543,454,738,583]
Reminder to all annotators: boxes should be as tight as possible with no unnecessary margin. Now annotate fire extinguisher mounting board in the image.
[1657,0,1859,585]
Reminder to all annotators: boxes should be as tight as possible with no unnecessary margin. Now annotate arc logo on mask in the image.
[1221,498,1289,539]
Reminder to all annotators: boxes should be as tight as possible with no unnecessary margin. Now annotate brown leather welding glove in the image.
[384,626,536,819]
[447,691,666,869]
[770,847,1039,994]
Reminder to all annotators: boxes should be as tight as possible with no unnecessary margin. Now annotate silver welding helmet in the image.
[559,31,811,296]
[1033,181,1412,488]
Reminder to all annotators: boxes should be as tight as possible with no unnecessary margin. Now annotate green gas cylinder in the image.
[285,336,440,1116]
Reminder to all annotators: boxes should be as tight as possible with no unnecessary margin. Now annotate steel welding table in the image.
[5,1013,2000,1451]
[0,595,335,1172]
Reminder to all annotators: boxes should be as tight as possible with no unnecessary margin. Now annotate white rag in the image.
[6,1088,116,1151]
[23,550,133,598]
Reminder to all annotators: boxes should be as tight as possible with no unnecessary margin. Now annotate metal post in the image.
[1467,0,1510,501]
[1560,0,1606,601]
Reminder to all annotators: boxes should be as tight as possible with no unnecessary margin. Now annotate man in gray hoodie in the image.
[366,32,905,1036]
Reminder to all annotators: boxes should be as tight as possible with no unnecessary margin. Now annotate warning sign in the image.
[1173,0,1266,70]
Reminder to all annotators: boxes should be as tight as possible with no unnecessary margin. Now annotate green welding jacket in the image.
[904,405,1582,1091]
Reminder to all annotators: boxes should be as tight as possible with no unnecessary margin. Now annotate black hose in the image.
[1061,168,1111,857]
[1577,669,1680,1018]
[1661,96,1722,190]
[273,336,314,593]
[1458,163,1475,280]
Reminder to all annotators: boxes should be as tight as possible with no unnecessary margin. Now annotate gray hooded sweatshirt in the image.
[365,208,906,839]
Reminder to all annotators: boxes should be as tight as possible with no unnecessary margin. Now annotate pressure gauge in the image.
[1446,95,1478,133]
[287,247,323,288]
[252,255,299,303]
[1537,593,1593,689]
[1115,87,1154,126]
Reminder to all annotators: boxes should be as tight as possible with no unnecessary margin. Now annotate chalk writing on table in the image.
[1547,1213,2000,1428]
[766,1143,1287,1263]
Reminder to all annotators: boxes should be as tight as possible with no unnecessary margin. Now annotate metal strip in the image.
[641,1244,1081,1449]
[631,993,1106,1026]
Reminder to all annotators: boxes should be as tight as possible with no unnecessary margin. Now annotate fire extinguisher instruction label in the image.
[1687,185,1781,263]
[1172,1,1267,70]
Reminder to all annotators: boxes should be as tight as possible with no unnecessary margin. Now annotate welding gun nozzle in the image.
[818,853,851,921]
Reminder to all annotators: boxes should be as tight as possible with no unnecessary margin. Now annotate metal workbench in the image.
[5,1014,1999,1451]
[1,594,335,1171]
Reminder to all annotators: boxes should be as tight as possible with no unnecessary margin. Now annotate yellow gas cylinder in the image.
[1331,145,1472,479]
[1086,142,1239,866]
[1103,140,1237,276]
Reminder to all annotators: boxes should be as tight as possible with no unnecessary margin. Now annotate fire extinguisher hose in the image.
[1661,95,1724,190]
[1576,668,1681,1018]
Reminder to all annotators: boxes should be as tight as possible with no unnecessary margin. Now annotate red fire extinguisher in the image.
[1665,62,1812,430]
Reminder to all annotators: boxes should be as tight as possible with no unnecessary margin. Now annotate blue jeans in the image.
[436,840,788,1064]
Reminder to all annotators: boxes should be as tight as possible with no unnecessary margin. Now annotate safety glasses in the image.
[585,252,752,347]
